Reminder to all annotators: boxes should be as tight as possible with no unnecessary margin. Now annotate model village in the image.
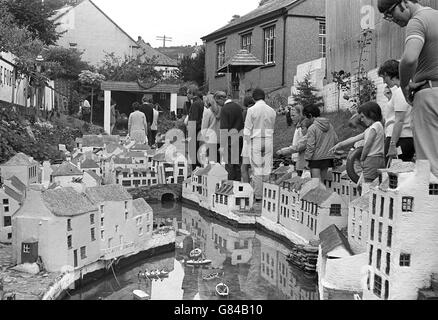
[2,0,438,302]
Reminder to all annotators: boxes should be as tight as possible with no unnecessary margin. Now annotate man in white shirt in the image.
[378,59,415,164]
[244,88,277,201]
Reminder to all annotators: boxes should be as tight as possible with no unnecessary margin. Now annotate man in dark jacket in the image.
[140,96,154,146]
[215,91,244,181]
[187,86,204,170]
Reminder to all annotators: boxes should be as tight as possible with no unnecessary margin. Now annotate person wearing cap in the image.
[377,0,438,176]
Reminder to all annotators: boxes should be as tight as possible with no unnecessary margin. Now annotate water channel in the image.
[66,202,319,300]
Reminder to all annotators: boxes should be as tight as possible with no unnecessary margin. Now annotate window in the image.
[122,181,132,187]
[372,194,376,215]
[80,246,87,259]
[378,222,383,243]
[389,174,398,189]
[329,204,342,216]
[380,197,385,217]
[90,214,95,225]
[359,225,362,240]
[125,212,128,220]
[241,33,252,52]
[373,274,382,297]
[101,217,104,227]
[386,253,391,275]
[67,219,72,231]
[179,169,184,176]
[264,189,267,198]
[387,226,392,248]
[399,254,411,267]
[268,202,271,212]
[100,205,104,214]
[376,249,382,270]
[402,197,414,212]
[139,227,143,236]
[101,230,104,240]
[115,225,119,233]
[273,190,276,200]
[3,199,8,205]
[370,219,375,241]
[429,184,438,195]
[369,245,373,265]
[67,235,72,249]
[263,26,275,64]
[23,244,30,253]
[389,198,394,220]
[4,216,11,227]
[273,203,276,212]
[91,228,96,241]
[217,42,226,69]
[342,186,345,194]
[384,280,390,300]
[353,188,357,196]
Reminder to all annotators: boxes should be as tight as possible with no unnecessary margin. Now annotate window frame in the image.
[216,41,226,70]
[263,25,276,64]
[241,32,252,53]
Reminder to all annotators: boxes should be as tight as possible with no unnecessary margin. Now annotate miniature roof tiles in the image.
[85,170,101,183]
[319,224,353,257]
[113,157,133,165]
[133,198,152,215]
[42,188,97,217]
[7,176,26,193]
[85,185,132,203]
[2,153,37,166]
[282,177,312,192]
[216,182,235,196]
[81,158,99,169]
[4,185,23,203]
[52,162,83,177]
[301,186,333,205]
[350,192,370,211]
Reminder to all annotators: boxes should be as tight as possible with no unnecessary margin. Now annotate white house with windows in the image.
[348,193,371,254]
[363,160,438,300]
[0,153,39,186]
[212,181,254,214]
[0,185,22,243]
[262,181,281,224]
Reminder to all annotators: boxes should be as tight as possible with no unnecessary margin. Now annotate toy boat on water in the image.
[215,283,229,297]
[202,272,222,281]
[133,290,150,300]
[189,248,203,258]
[185,258,212,266]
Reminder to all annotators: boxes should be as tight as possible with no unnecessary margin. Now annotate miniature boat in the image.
[189,248,203,258]
[133,290,150,300]
[138,269,169,279]
[215,283,229,297]
[202,272,221,281]
[185,259,212,266]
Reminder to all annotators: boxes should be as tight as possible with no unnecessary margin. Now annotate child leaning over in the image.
[277,118,313,176]
[330,102,385,183]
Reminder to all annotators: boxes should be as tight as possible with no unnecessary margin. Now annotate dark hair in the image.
[132,102,140,111]
[378,59,400,79]
[243,96,256,108]
[378,0,418,13]
[187,84,202,98]
[252,88,265,101]
[303,105,321,118]
[358,101,382,122]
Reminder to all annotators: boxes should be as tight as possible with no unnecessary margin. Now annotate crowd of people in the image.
[127,96,160,147]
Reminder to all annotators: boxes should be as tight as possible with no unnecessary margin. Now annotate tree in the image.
[178,46,205,88]
[332,70,351,112]
[44,47,92,80]
[78,70,105,124]
[291,73,324,110]
[98,53,163,86]
[4,0,62,46]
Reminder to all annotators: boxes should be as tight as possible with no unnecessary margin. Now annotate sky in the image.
[92,0,259,48]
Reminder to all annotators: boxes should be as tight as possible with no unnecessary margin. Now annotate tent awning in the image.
[101,81,180,94]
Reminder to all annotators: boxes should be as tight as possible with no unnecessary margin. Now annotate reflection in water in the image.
[66,202,318,300]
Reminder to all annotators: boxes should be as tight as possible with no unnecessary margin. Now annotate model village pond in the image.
[65,202,319,300]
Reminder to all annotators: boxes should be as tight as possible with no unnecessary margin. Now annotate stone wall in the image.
[128,184,182,202]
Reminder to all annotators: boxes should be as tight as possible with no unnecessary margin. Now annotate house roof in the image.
[7,176,26,194]
[379,161,416,175]
[332,165,347,173]
[42,188,97,217]
[137,38,178,67]
[126,151,146,158]
[217,49,264,73]
[85,170,101,183]
[4,185,23,203]
[131,143,150,151]
[105,143,121,154]
[100,81,180,94]
[85,185,132,203]
[202,0,301,41]
[80,135,120,148]
[133,198,152,215]
[283,176,312,191]
[81,158,99,169]
[2,153,37,166]
[216,181,235,196]
[52,162,83,177]
[113,157,133,165]
[301,186,333,205]
[152,153,167,162]
[350,193,370,211]
[319,224,353,257]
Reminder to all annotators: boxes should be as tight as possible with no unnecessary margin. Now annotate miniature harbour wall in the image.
[128,184,182,202]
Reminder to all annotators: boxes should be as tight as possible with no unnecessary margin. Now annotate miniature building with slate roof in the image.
[348,192,371,254]
[212,181,254,213]
[0,153,39,186]
[85,185,132,203]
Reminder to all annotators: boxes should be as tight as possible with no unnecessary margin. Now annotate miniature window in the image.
[273,203,276,212]
[273,190,276,200]
[4,216,11,227]
[264,188,267,198]
[329,204,342,216]
[389,174,398,189]
[67,219,72,231]
[91,228,96,241]
[90,214,95,225]
[67,235,72,249]
[376,249,382,270]
[378,222,383,243]
[370,219,375,241]
[23,244,31,253]
[216,42,226,69]
[139,227,143,236]
[387,226,392,248]
[369,245,373,265]
[80,246,87,259]
[372,194,376,215]
[402,197,414,212]
[389,198,394,220]
[359,225,362,240]
[101,217,104,227]
[268,190,272,198]
[386,253,391,275]
[3,199,8,205]
[237,255,242,261]
[399,254,411,267]
[125,212,128,220]
[429,184,438,195]
[380,197,385,217]
[384,280,390,300]
[353,188,357,196]
[373,274,382,297]
[101,230,105,240]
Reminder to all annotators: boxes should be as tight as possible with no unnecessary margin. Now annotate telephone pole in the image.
[156,35,173,48]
